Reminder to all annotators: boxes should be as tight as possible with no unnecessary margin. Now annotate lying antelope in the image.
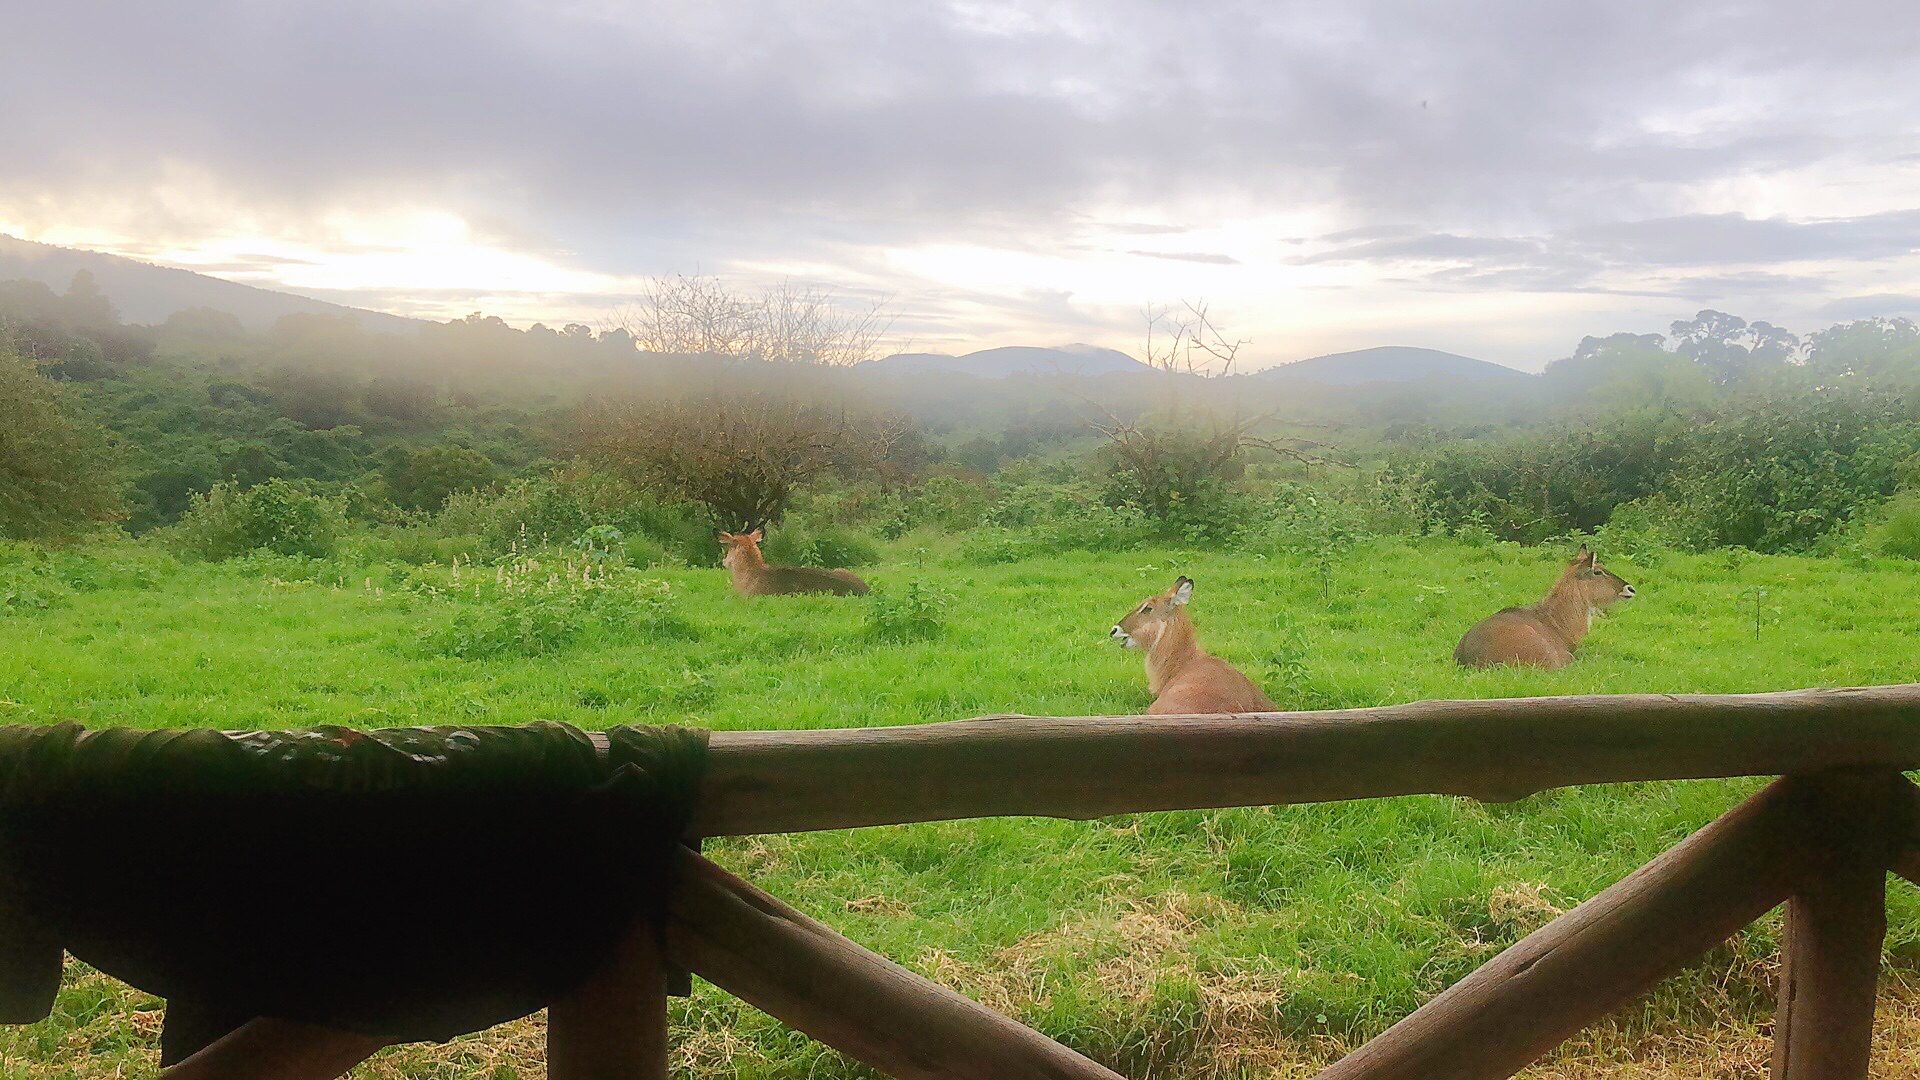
[1454,545,1634,670]
[715,528,870,596]
[1110,576,1276,714]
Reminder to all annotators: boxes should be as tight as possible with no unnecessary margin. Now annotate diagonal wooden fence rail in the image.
[160,685,1920,1080]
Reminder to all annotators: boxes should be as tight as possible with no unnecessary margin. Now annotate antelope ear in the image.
[749,527,766,542]
[1172,577,1194,605]
[713,529,732,543]
[1573,544,1594,567]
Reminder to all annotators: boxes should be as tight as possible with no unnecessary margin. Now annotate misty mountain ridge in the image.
[868,343,1151,377]
[7,236,1533,384]
[1256,346,1530,385]
[872,342,1530,382]
[0,234,421,334]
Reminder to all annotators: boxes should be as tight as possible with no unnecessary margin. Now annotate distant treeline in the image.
[4,270,1920,556]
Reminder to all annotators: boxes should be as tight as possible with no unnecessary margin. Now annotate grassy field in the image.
[2,534,1919,1077]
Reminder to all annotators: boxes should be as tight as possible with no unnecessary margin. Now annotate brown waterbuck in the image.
[715,528,870,597]
[1110,576,1276,714]
[1454,545,1635,670]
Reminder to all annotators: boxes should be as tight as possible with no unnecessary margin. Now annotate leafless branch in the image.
[606,274,897,365]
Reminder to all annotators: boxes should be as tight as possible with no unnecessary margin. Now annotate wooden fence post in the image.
[549,916,671,1080]
[1314,774,1817,1080]
[1771,772,1903,1080]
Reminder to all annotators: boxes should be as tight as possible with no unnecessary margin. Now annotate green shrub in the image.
[1094,419,1250,530]
[45,548,164,592]
[620,532,673,569]
[429,587,585,658]
[0,350,124,540]
[865,581,952,642]
[1664,394,1920,553]
[357,528,491,566]
[171,480,343,560]
[762,523,881,568]
[0,543,73,613]
[963,479,1151,562]
[1865,492,1920,559]
[898,475,995,532]
[382,443,498,511]
[1589,496,1699,560]
[426,562,693,659]
[1238,483,1372,556]
[432,475,709,562]
[1385,412,1682,543]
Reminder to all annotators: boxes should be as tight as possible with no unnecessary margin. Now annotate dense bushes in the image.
[1865,492,1920,559]
[1661,394,1919,552]
[382,443,497,511]
[171,480,344,560]
[577,362,908,529]
[366,472,713,566]
[1391,392,1920,553]
[1385,411,1684,544]
[0,350,124,540]
[761,523,881,569]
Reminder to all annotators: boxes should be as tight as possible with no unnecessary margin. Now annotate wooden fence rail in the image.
[150,684,1920,1080]
[692,685,1920,834]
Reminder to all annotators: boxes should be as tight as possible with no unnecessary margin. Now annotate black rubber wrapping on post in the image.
[0,721,707,1055]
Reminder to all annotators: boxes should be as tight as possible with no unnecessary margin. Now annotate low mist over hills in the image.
[0,235,421,333]
[872,342,1533,382]
[868,343,1150,377]
[1257,346,1530,385]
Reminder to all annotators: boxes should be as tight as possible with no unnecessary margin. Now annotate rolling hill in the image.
[1254,345,1529,385]
[868,343,1151,378]
[0,234,422,333]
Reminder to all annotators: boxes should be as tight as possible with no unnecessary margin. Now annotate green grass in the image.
[2,534,1918,1077]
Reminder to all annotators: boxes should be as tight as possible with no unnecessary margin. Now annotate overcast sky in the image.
[4,0,1918,370]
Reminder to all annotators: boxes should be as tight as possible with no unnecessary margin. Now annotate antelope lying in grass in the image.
[715,528,869,596]
[1454,545,1635,670]
[1110,576,1276,715]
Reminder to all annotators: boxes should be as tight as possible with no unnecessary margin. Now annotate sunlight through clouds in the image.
[3,0,1918,367]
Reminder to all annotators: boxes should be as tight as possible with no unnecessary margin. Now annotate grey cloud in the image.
[1294,234,1543,265]
[4,0,1920,352]
[6,0,1919,256]
[1662,270,1835,297]
[1107,224,1193,236]
[1298,210,1920,297]
[167,255,324,274]
[1127,250,1241,264]
[1566,211,1920,267]
[1816,293,1920,320]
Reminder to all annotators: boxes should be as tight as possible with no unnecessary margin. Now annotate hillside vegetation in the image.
[6,275,1920,1076]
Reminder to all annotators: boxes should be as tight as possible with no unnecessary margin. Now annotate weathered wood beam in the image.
[160,1019,390,1080]
[692,685,1920,836]
[661,848,1123,1080]
[1312,773,1820,1080]
[1772,772,1902,1080]
[548,916,670,1080]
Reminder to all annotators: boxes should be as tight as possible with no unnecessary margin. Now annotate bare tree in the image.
[1082,302,1338,522]
[1140,299,1251,378]
[577,365,908,529]
[612,274,761,356]
[1084,402,1338,520]
[753,280,896,365]
[608,274,895,365]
